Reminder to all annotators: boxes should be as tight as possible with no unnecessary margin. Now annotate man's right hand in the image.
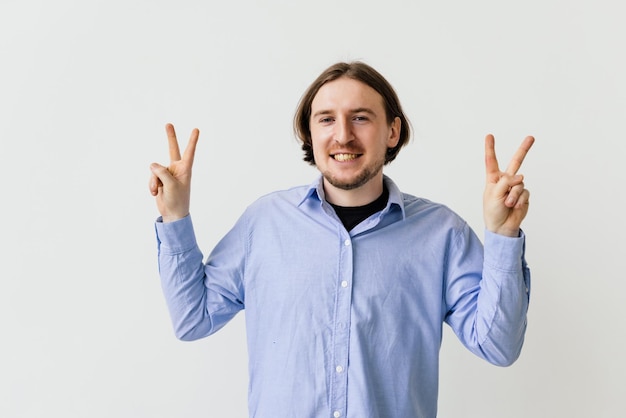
[149,123,199,223]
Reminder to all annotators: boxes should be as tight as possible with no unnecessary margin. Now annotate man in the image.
[149,61,534,418]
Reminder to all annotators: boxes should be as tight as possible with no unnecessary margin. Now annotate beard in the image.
[321,157,385,191]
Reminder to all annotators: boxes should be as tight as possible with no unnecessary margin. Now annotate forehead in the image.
[311,77,385,112]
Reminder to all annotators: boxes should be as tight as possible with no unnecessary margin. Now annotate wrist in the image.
[162,213,189,223]
[490,226,520,238]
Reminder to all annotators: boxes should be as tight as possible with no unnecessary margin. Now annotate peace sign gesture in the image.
[483,134,535,237]
[149,123,199,223]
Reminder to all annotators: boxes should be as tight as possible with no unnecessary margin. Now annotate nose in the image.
[334,118,354,145]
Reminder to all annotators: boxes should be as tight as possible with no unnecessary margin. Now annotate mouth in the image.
[331,153,362,162]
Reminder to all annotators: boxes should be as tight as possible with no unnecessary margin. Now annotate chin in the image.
[324,170,376,191]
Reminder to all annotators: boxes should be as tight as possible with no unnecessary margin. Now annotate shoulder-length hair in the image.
[293,61,411,165]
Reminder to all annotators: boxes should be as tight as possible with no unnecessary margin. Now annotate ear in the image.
[387,117,401,148]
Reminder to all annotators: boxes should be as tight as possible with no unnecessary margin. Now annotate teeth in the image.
[334,153,358,162]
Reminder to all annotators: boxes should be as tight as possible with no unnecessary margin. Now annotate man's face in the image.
[310,77,400,198]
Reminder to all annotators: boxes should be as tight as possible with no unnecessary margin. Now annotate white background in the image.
[1,0,625,417]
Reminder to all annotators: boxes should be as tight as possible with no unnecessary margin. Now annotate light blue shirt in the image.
[155,176,530,418]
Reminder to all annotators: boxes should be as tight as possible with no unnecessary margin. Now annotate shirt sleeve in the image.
[155,214,246,341]
[444,226,530,367]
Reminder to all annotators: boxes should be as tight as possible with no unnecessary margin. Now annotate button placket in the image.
[330,233,353,418]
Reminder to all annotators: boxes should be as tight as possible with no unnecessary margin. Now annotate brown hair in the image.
[294,61,411,165]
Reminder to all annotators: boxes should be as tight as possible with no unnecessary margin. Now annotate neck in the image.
[323,173,384,207]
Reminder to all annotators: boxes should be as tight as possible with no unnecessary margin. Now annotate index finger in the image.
[505,136,535,175]
[165,123,181,162]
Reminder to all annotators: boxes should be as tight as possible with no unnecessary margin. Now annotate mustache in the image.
[329,147,364,155]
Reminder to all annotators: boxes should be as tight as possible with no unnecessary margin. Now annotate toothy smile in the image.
[332,153,361,162]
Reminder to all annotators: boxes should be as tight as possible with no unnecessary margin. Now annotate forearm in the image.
[156,216,215,341]
[474,230,530,366]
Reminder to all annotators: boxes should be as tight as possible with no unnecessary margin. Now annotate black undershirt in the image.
[329,184,389,231]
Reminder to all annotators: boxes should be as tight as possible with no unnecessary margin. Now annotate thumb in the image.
[492,173,523,197]
[150,163,174,187]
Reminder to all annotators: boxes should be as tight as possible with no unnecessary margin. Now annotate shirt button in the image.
[341,280,348,288]
[336,365,343,373]
[344,239,350,246]
[333,411,341,418]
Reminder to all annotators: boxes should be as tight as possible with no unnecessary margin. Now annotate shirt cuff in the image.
[483,229,526,272]
[154,214,198,254]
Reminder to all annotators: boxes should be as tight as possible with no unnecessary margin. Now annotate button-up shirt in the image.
[155,175,530,418]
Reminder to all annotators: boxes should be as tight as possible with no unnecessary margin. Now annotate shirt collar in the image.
[298,175,325,206]
[298,174,406,220]
[384,175,406,220]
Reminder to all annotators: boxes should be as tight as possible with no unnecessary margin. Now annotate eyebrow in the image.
[312,107,377,119]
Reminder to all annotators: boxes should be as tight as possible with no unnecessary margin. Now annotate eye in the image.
[319,117,334,124]
[353,115,369,122]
